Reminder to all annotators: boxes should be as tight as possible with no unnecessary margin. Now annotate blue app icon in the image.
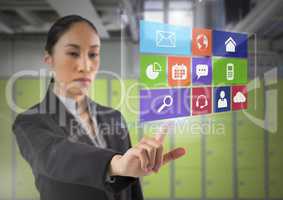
[212,30,248,58]
[140,20,191,55]
[214,86,231,113]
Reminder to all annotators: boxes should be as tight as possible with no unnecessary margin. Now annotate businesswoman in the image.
[12,15,186,200]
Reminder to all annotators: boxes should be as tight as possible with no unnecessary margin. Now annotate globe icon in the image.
[196,33,208,50]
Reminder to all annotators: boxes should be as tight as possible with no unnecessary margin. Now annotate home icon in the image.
[225,37,236,53]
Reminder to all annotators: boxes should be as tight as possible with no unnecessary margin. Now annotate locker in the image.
[269,142,283,169]
[111,79,139,144]
[238,168,264,198]
[205,112,233,198]
[206,144,233,168]
[206,167,233,198]
[175,168,201,198]
[174,116,202,198]
[237,139,264,168]
[141,121,171,198]
[269,168,283,198]
[175,135,201,169]
[269,81,283,198]
[14,78,45,198]
[111,79,122,112]
[0,80,13,199]
[89,79,108,106]
[142,165,170,198]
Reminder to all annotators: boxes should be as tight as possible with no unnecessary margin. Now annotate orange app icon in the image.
[168,56,191,87]
[192,28,212,56]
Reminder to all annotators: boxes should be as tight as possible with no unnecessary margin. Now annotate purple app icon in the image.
[140,88,190,122]
[192,57,212,85]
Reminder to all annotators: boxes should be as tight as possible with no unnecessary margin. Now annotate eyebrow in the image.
[64,44,100,49]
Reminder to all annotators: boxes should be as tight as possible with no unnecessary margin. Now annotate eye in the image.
[89,52,99,59]
[67,52,79,58]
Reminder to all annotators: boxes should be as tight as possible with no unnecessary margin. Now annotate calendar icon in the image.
[172,64,187,80]
[168,56,190,86]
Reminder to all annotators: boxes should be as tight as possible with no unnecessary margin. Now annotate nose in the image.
[77,55,92,72]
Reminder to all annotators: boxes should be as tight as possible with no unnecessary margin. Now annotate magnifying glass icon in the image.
[157,95,173,113]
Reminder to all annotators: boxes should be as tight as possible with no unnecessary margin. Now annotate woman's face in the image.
[45,22,100,98]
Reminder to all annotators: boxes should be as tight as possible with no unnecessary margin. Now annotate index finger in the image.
[155,133,166,143]
[154,124,169,143]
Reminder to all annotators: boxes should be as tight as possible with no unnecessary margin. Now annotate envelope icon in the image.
[156,30,176,48]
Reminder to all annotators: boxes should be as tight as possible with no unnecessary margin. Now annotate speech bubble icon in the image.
[196,64,208,79]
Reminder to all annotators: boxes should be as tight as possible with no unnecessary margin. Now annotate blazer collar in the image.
[39,81,120,149]
[39,82,97,145]
[53,88,98,122]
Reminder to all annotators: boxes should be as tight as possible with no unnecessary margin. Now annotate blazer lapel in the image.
[94,103,123,151]
[40,83,94,146]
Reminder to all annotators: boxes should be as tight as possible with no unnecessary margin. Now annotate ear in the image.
[44,52,53,67]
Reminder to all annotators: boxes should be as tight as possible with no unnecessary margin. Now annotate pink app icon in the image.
[232,85,248,110]
[192,87,212,115]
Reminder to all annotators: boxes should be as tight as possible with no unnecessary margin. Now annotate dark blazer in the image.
[12,82,144,200]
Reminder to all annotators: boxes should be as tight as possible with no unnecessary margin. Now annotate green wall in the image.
[237,81,265,198]
[0,80,13,199]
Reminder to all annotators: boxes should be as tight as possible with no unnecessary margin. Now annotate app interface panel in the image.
[139,20,248,122]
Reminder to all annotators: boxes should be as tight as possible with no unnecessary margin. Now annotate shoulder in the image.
[14,103,41,121]
[13,102,51,130]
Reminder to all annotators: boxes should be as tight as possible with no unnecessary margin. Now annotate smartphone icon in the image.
[226,63,234,80]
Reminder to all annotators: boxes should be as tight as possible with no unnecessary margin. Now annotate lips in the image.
[73,77,92,87]
[74,77,91,82]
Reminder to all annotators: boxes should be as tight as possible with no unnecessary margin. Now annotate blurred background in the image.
[0,0,282,199]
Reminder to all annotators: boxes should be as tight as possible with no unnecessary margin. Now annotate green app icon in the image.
[212,58,248,85]
[140,54,167,88]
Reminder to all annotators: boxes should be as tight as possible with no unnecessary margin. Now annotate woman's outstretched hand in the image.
[108,130,186,178]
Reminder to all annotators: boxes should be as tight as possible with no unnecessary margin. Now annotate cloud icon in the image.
[233,91,246,103]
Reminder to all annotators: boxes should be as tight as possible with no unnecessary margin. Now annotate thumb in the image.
[162,147,187,165]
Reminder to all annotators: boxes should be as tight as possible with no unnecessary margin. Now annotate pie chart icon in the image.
[146,62,162,80]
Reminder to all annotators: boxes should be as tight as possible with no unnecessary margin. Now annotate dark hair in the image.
[45,15,98,54]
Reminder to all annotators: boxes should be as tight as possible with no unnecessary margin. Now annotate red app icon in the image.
[232,85,248,110]
[192,87,212,115]
[192,28,212,56]
[168,56,191,87]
